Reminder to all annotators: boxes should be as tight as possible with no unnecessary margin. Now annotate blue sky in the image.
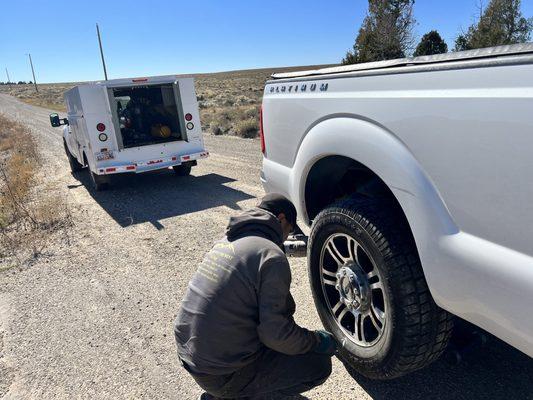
[1,0,532,83]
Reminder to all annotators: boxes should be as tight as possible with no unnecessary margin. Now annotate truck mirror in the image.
[49,113,61,127]
[49,113,69,127]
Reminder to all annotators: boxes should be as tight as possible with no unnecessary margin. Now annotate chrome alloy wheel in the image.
[319,233,388,347]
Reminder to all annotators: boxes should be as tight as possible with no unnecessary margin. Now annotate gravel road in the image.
[0,94,531,400]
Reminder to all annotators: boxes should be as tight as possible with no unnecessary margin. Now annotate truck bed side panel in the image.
[262,62,533,356]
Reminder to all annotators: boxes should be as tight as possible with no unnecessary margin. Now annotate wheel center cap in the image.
[335,262,371,311]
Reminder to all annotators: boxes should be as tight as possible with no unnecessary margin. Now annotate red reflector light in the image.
[185,113,193,121]
[172,156,177,161]
[132,78,148,82]
[182,155,190,161]
[105,167,116,173]
[126,166,135,170]
[96,123,106,132]
[259,105,265,154]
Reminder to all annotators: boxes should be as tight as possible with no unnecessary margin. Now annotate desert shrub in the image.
[0,114,70,264]
[235,95,252,106]
[244,107,259,119]
[235,119,259,138]
[211,124,224,135]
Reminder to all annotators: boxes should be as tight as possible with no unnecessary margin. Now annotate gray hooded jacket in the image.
[174,208,318,375]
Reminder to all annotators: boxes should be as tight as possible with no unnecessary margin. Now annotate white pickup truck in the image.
[50,75,208,190]
[260,44,533,379]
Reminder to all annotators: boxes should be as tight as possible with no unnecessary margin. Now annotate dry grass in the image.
[0,65,333,138]
[235,119,259,138]
[0,84,70,112]
[0,114,70,265]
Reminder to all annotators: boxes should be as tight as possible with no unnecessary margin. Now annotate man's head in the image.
[258,193,298,241]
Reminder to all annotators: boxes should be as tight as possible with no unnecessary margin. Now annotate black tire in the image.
[64,141,83,173]
[173,164,192,176]
[89,170,109,191]
[308,195,453,380]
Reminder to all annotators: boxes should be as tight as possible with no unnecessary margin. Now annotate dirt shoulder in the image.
[0,95,531,400]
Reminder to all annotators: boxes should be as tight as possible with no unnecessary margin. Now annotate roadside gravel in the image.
[0,94,531,400]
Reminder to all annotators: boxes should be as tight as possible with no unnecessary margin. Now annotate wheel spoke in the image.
[348,237,358,264]
[337,307,349,323]
[321,268,337,278]
[366,270,377,279]
[332,300,345,315]
[371,303,385,323]
[370,282,383,290]
[368,310,382,331]
[323,277,336,286]
[326,240,346,266]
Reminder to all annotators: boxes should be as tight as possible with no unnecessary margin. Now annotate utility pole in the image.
[5,67,11,88]
[26,53,38,92]
[96,23,108,81]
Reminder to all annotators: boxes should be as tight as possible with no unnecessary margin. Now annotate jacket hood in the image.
[226,208,284,248]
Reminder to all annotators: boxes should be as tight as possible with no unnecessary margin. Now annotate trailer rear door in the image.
[108,83,186,150]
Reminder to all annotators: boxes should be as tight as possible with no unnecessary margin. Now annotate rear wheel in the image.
[89,170,109,191]
[64,141,83,173]
[173,164,192,176]
[308,195,453,380]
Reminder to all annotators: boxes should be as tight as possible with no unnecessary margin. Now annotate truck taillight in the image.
[259,105,265,154]
[96,123,106,132]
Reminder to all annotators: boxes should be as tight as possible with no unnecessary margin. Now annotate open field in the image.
[0,65,331,138]
[0,93,532,399]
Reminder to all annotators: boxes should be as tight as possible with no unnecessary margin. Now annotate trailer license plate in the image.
[96,150,114,161]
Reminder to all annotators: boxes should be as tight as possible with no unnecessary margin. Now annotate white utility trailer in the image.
[50,75,208,190]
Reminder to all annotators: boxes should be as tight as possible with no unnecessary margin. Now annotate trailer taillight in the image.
[185,113,193,121]
[96,123,106,132]
[259,105,265,154]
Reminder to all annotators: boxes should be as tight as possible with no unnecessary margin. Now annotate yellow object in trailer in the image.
[151,124,172,138]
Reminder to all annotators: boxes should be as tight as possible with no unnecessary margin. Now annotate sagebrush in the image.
[0,114,70,265]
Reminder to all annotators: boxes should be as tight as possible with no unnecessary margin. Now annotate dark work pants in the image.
[186,349,333,399]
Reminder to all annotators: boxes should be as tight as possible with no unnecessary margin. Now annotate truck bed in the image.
[271,43,533,80]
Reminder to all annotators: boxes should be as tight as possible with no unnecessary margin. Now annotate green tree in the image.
[343,0,416,64]
[413,30,448,56]
[455,0,532,51]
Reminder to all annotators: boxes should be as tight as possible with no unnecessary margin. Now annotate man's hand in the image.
[313,330,337,356]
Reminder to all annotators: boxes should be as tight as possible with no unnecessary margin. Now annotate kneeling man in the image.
[174,194,336,399]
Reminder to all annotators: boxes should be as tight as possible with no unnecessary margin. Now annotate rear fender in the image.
[291,116,458,303]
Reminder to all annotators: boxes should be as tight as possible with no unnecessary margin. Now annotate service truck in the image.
[260,44,533,379]
[50,75,208,190]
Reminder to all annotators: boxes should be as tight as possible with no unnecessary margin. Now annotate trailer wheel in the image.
[89,170,109,191]
[308,195,453,380]
[173,164,192,176]
[64,141,83,173]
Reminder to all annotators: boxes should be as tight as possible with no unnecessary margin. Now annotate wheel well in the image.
[305,155,396,221]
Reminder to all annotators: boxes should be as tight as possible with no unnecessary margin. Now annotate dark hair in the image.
[257,193,297,226]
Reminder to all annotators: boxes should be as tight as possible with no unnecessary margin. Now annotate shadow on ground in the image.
[71,169,255,229]
[349,334,532,400]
